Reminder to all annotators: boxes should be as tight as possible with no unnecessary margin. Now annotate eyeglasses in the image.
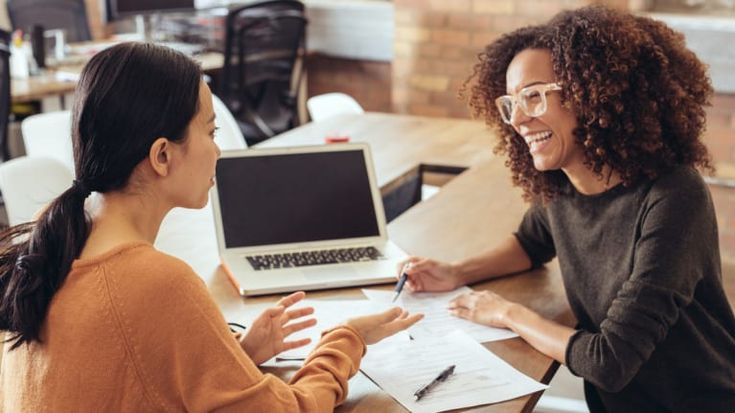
[495,83,562,125]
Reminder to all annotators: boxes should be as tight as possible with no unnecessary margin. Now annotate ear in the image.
[148,137,172,177]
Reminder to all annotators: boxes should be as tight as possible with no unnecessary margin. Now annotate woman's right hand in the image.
[345,308,423,345]
[398,257,462,292]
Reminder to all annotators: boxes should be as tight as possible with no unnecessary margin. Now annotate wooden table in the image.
[158,113,574,413]
[11,50,223,103]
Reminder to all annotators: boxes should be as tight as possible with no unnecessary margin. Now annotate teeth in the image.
[525,131,552,144]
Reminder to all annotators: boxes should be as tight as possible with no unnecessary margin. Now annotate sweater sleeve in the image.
[565,172,716,392]
[514,202,556,268]
[105,251,365,413]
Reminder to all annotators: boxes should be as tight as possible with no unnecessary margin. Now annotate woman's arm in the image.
[448,291,574,363]
[402,235,534,292]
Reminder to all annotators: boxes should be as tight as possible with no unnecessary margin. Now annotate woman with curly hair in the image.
[400,6,735,412]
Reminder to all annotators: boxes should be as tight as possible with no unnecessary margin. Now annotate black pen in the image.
[414,364,455,401]
[392,263,411,302]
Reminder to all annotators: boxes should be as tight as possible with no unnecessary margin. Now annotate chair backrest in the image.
[0,156,74,226]
[220,0,307,146]
[21,110,75,174]
[7,0,92,43]
[212,93,247,150]
[0,29,10,161]
[307,92,365,123]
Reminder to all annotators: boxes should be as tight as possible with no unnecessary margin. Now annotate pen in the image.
[392,263,411,302]
[414,364,455,401]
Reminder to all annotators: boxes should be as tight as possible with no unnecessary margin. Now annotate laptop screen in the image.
[215,149,381,248]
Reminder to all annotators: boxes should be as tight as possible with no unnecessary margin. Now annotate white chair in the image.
[212,94,248,150]
[306,92,364,122]
[0,156,74,226]
[21,111,75,174]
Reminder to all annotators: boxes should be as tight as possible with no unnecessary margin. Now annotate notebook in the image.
[210,143,406,296]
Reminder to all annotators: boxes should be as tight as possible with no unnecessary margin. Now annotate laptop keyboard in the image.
[246,247,384,271]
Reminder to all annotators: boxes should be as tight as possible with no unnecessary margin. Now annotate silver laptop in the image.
[210,143,406,296]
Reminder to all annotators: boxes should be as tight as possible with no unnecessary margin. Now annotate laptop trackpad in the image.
[302,266,359,280]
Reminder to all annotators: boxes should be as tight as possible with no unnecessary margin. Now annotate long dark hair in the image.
[0,43,202,349]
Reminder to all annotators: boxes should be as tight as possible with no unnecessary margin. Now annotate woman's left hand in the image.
[239,291,316,365]
[448,290,517,329]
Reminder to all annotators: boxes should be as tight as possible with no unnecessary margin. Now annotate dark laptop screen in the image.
[215,149,381,248]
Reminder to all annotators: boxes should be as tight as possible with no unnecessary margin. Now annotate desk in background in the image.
[11,47,224,104]
[162,113,574,413]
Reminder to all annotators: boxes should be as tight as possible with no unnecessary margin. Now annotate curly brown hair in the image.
[463,6,713,201]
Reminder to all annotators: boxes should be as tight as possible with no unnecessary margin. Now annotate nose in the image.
[509,103,532,129]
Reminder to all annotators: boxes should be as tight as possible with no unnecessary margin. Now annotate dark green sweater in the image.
[515,166,735,412]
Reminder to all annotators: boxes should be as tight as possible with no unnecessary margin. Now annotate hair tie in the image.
[71,179,92,197]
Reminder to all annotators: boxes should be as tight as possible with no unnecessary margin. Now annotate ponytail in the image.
[0,183,91,349]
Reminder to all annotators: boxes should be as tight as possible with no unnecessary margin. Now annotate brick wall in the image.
[306,54,392,113]
[392,0,627,118]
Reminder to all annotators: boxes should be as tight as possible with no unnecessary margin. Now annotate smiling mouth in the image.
[525,131,552,145]
[525,131,552,154]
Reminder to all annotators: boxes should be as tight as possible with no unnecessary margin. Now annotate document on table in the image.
[360,329,548,413]
[241,298,406,360]
[362,287,518,342]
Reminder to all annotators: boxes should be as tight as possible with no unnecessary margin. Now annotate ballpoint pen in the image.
[414,364,456,401]
[392,263,411,302]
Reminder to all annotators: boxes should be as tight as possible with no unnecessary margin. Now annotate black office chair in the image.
[220,0,307,146]
[0,29,11,162]
[7,0,92,43]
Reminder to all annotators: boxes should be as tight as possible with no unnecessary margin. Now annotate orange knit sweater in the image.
[0,242,366,412]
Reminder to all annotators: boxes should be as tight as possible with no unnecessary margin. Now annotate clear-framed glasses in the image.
[495,83,562,125]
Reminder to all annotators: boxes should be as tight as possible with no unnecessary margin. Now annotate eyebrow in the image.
[207,114,216,124]
[508,80,548,95]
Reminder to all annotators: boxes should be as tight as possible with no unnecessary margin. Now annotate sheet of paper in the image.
[360,329,548,413]
[241,298,406,360]
[362,287,518,342]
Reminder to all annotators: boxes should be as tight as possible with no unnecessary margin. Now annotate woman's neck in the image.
[80,190,170,259]
[563,163,622,195]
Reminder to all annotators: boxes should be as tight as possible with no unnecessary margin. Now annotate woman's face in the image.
[505,48,584,173]
[170,81,221,209]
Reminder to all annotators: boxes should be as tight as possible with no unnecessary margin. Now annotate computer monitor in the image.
[108,0,196,20]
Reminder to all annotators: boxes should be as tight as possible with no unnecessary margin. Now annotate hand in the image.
[447,290,517,329]
[397,257,462,292]
[239,291,316,365]
[345,307,423,345]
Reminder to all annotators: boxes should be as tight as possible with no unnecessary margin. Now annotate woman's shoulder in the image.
[75,241,206,299]
[647,165,708,200]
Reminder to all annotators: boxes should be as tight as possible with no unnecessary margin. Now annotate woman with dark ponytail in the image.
[0,42,421,412]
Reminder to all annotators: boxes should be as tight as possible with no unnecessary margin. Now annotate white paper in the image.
[241,298,406,360]
[362,287,518,342]
[360,329,548,413]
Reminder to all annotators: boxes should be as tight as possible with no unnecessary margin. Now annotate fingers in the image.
[382,312,424,336]
[448,292,474,309]
[265,305,286,319]
[283,318,317,336]
[449,307,472,320]
[404,258,433,275]
[396,257,422,276]
[282,337,312,351]
[375,307,403,323]
[277,291,306,308]
[284,306,314,322]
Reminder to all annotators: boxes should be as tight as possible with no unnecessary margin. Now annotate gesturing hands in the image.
[239,291,316,365]
[346,307,424,345]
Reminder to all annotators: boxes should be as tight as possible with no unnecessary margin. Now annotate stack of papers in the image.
[360,329,548,413]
